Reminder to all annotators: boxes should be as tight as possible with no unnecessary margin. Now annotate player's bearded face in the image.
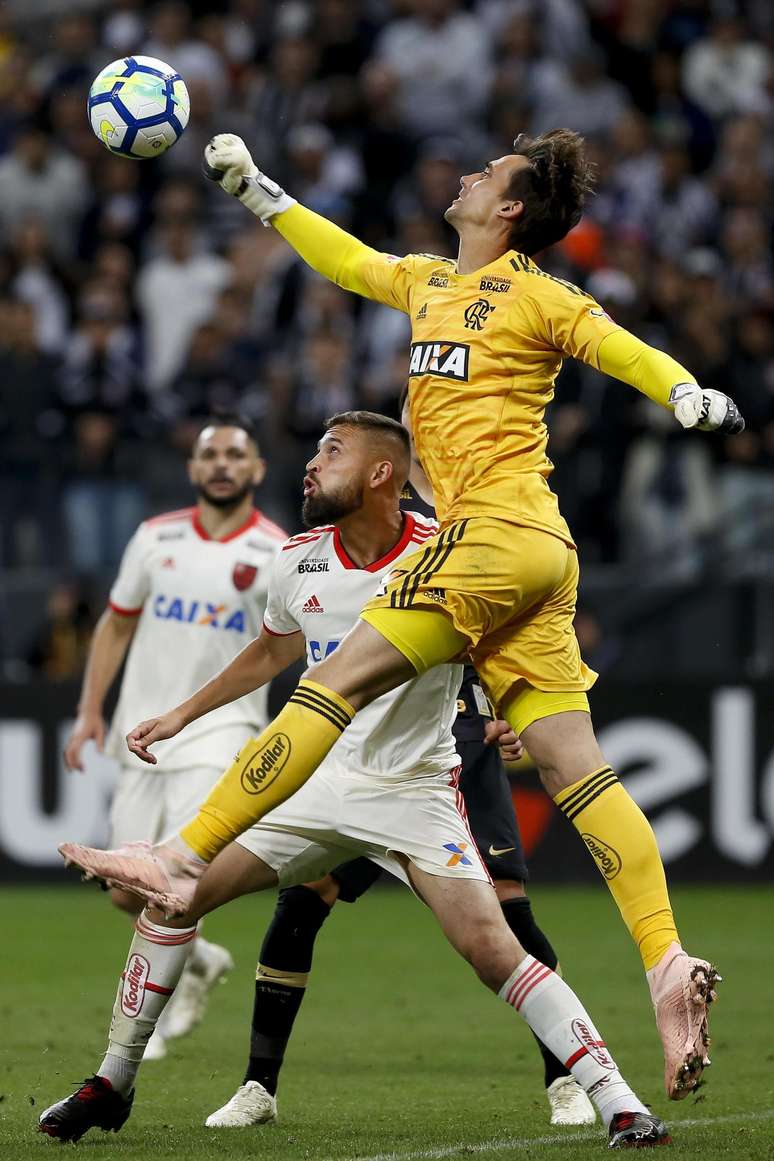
[302,478,362,527]
[190,427,262,509]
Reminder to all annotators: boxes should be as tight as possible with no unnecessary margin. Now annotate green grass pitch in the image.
[1,883,772,1159]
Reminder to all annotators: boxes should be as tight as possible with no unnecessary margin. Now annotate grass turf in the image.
[0,883,772,1160]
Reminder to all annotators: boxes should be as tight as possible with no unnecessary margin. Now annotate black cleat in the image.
[608,1111,672,1149]
[38,1075,134,1142]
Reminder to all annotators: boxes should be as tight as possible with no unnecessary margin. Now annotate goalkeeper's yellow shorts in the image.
[360,517,596,734]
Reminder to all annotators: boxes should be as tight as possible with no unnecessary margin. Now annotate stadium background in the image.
[0,0,773,885]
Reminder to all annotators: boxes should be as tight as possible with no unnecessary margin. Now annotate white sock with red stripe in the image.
[99,912,198,1094]
[499,955,649,1127]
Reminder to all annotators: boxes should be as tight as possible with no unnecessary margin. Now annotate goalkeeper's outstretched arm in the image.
[203,133,410,310]
[596,329,744,434]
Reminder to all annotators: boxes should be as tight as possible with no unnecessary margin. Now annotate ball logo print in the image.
[88,56,190,159]
[240,734,292,794]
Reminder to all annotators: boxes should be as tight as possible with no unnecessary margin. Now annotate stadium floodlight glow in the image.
[87,56,190,159]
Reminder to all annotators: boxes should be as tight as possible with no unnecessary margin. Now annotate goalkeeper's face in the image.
[302,427,367,527]
[445,154,528,235]
[189,425,266,509]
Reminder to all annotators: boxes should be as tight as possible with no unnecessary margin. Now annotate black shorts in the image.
[330,739,528,900]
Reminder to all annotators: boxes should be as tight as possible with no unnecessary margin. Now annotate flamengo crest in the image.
[232,562,257,591]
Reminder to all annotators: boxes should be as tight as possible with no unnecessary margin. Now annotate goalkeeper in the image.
[66,129,740,1102]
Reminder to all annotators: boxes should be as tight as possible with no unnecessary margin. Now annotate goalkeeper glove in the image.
[202,134,296,225]
[669,383,745,434]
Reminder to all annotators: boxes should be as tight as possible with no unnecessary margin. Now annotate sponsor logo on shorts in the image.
[443,841,472,867]
[425,587,446,605]
[409,342,469,381]
[581,833,622,880]
[571,1018,615,1070]
[298,559,329,573]
[240,734,291,794]
[121,953,150,1017]
[488,844,516,857]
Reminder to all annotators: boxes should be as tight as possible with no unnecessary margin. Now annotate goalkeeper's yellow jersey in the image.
[273,205,693,540]
[354,248,620,539]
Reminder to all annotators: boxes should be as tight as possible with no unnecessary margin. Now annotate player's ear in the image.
[252,457,267,487]
[370,459,394,489]
[497,199,523,224]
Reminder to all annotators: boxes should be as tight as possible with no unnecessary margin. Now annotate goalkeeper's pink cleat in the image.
[58,840,204,916]
[647,941,720,1100]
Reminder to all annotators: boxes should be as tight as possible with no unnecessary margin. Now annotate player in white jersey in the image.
[62,414,284,1059]
[47,412,669,1148]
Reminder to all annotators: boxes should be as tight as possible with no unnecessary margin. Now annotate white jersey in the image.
[263,512,462,781]
[107,506,285,771]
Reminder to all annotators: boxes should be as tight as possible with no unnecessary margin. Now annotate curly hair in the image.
[506,129,595,256]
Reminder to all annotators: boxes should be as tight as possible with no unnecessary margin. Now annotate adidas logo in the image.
[416,303,428,319]
[302,594,324,613]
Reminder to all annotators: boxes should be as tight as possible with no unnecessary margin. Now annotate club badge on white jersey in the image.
[108,506,285,770]
[263,512,462,781]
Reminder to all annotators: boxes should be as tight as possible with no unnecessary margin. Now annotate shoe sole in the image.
[668,963,721,1100]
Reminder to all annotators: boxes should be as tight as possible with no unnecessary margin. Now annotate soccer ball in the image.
[87,56,190,159]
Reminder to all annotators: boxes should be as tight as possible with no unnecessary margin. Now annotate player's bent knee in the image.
[458,917,520,989]
[303,875,340,907]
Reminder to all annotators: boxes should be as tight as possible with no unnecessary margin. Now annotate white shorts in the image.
[235,756,491,889]
[109,764,224,847]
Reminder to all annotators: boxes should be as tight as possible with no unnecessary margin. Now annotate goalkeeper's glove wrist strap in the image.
[238,174,296,225]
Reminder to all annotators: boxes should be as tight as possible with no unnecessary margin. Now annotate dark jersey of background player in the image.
[232,485,584,1119]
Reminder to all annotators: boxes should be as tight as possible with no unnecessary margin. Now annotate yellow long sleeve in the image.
[271,204,415,312]
[596,329,696,409]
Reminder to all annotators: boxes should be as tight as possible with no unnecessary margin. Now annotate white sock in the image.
[99,911,197,1094]
[499,956,649,1128]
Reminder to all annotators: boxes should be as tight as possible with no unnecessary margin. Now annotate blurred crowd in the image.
[0,0,772,622]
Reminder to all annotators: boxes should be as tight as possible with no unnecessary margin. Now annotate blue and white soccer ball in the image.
[88,56,190,159]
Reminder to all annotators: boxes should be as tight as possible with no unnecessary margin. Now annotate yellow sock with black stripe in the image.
[180,680,355,861]
[554,767,678,970]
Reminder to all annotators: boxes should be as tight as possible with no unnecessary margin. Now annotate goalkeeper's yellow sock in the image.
[553,767,678,970]
[180,680,355,862]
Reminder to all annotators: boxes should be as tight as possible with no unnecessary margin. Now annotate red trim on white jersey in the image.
[255,511,287,541]
[145,506,196,527]
[333,513,416,573]
[282,526,335,551]
[109,600,143,617]
[263,620,302,638]
[192,508,261,544]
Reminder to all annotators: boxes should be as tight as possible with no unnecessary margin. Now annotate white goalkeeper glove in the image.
[202,134,296,225]
[669,383,745,434]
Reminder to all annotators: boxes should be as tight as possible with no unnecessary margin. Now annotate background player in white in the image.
[63,413,285,1059]
[48,413,670,1148]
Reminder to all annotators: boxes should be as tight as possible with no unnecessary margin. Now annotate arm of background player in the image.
[63,608,139,772]
[126,628,305,765]
[271,203,413,312]
[595,329,696,409]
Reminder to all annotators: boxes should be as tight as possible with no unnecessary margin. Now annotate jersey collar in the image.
[333,512,416,573]
[192,508,260,543]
